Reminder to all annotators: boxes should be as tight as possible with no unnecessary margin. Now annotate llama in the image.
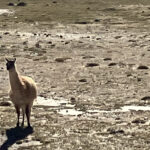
[6,58,37,127]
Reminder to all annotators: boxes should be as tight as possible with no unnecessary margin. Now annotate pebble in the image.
[132,118,145,124]
[70,97,76,104]
[86,63,99,67]
[108,62,117,66]
[103,58,112,61]
[141,96,150,101]
[0,101,11,106]
[82,56,95,59]
[8,2,15,6]
[55,58,65,63]
[107,128,124,134]
[75,21,88,24]
[137,65,149,70]
[94,19,100,22]
[79,79,87,82]
[17,2,27,6]
[35,42,41,48]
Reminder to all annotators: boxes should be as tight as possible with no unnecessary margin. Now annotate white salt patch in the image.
[0,9,14,15]
[121,105,150,112]
[34,96,68,107]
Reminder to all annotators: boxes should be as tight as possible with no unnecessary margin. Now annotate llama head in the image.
[5,57,16,70]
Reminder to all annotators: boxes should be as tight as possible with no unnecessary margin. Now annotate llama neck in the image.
[9,67,22,91]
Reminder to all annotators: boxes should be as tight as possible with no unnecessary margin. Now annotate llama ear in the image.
[14,58,16,63]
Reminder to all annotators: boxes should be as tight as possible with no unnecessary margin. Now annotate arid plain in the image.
[0,0,150,149]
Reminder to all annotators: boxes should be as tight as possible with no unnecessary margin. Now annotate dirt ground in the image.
[0,0,150,149]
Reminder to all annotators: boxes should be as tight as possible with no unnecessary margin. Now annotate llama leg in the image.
[15,105,20,127]
[25,105,31,127]
[21,107,25,127]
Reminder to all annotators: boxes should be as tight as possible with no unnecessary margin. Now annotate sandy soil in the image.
[0,0,150,149]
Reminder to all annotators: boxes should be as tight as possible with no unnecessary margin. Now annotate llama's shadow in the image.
[0,126,34,150]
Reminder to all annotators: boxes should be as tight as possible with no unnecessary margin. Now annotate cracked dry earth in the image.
[0,1,150,150]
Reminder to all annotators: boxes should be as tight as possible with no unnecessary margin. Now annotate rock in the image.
[51,44,55,47]
[35,42,41,48]
[79,79,87,82]
[96,38,101,40]
[115,36,122,39]
[75,21,88,24]
[94,19,100,22]
[132,118,145,124]
[4,32,10,35]
[23,41,28,45]
[103,58,112,61]
[137,65,149,70]
[108,62,117,66]
[82,56,95,59]
[86,63,99,67]
[52,1,57,3]
[55,58,65,63]
[0,101,11,106]
[141,96,150,101]
[17,2,27,6]
[8,3,15,6]
[107,128,124,134]
[65,41,70,45]
[70,97,76,104]
[55,57,71,63]
[128,39,136,42]
[47,41,52,44]
[137,78,142,82]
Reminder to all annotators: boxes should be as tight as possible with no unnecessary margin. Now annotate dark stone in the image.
[51,44,55,47]
[55,58,65,62]
[52,1,57,3]
[17,2,27,6]
[75,21,88,24]
[8,3,15,6]
[23,41,28,45]
[70,97,76,104]
[79,79,87,82]
[108,62,117,66]
[107,128,124,134]
[4,32,10,35]
[48,41,52,44]
[103,58,112,61]
[128,39,136,42]
[65,41,70,45]
[94,19,100,22]
[137,78,142,82]
[141,96,150,101]
[132,119,145,124]
[35,42,41,48]
[86,63,99,67]
[82,56,95,59]
[115,36,122,39]
[60,35,63,38]
[137,65,149,70]
[0,101,11,106]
